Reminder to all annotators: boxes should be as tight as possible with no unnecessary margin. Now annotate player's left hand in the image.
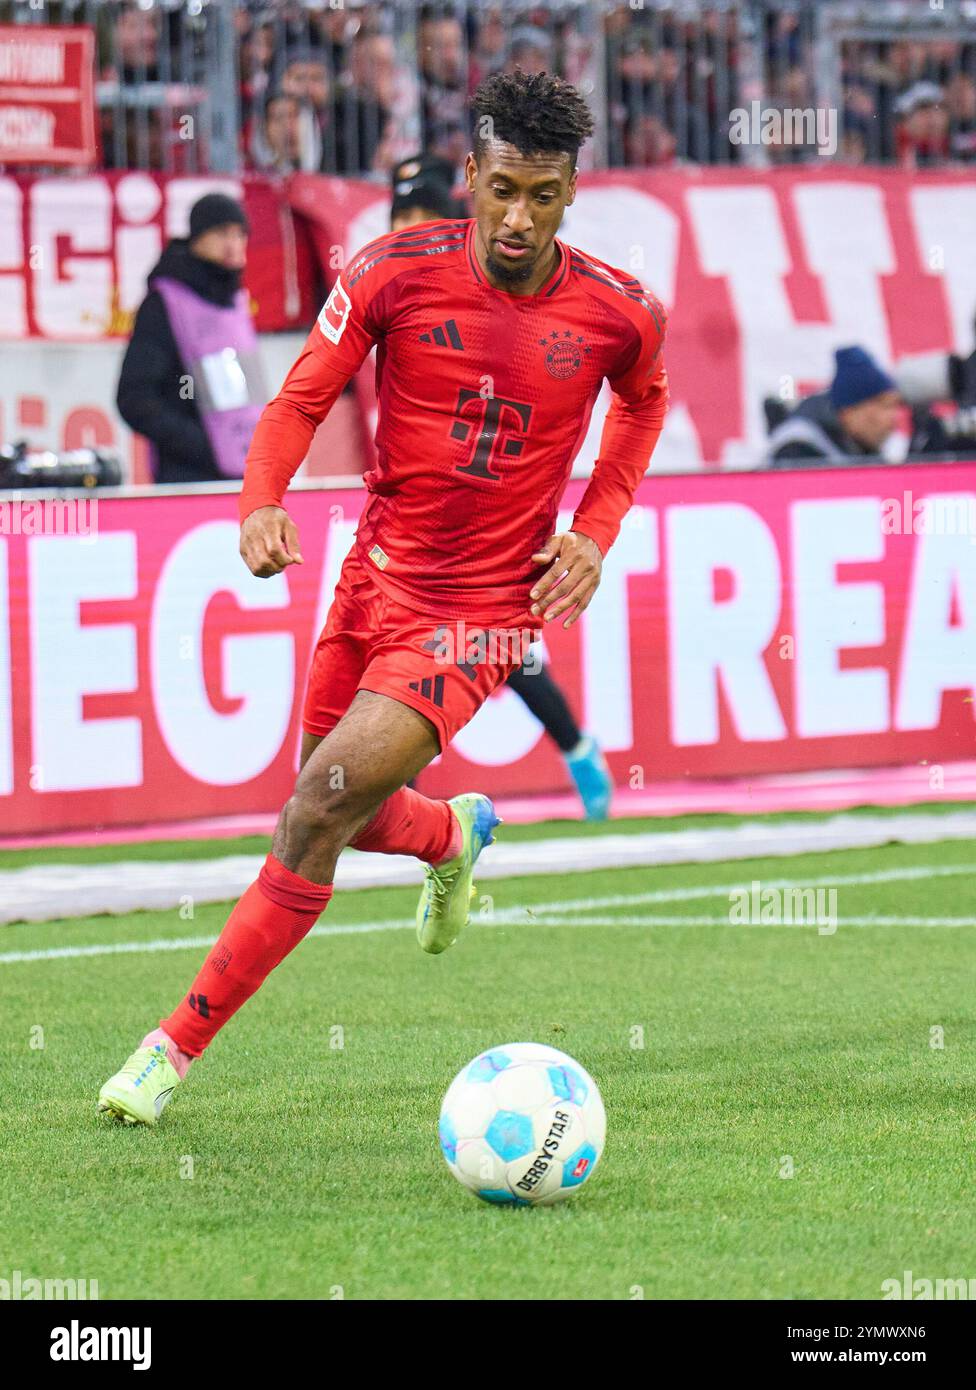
[530,531,603,629]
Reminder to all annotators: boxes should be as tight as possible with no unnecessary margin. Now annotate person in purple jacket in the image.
[117,192,267,484]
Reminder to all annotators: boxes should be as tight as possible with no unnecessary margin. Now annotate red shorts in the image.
[303,547,540,751]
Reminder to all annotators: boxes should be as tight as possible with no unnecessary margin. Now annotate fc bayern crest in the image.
[540,329,590,379]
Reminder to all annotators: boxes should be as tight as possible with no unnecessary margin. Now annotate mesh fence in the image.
[1,0,974,174]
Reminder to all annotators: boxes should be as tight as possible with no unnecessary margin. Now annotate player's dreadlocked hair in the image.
[471,70,595,169]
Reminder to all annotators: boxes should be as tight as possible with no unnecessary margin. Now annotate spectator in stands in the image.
[765,68,820,164]
[418,3,467,89]
[277,46,333,114]
[103,2,161,83]
[623,112,677,167]
[469,5,507,87]
[117,193,266,485]
[895,81,950,167]
[839,122,870,165]
[274,47,335,165]
[617,31,657,87]
[100,105,167,172]
[610,31,708,165]
[658,45,685,97]
[658,43,711,160]
[843,82,878,147]
[86,0,976,178]
[98,1,166,169]
[604,4,633,44]
[557,7,595,89]
[889,40,933,91]
[765,7,804,71]
[249,90,322,173]
[239,9,279,127]
[505,26,553,77]
[335,29,398,173]
[417,4,470,166]
[946,71,976,160]
[608,34,656,166]
[766,347,900,467]
[310,1,363,82]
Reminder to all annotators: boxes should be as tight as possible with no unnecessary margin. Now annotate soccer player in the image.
[98,71,669,1126]
[390,153,614,819]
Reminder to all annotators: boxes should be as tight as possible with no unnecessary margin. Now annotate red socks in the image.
[159,793,456,1060]
[161,854,333,1058]
[350,787,461,864]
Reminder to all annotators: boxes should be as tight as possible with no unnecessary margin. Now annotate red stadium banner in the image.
[1,464,974,836]
[0,172,321,340]
[298,166,976,473]
[0,24,97,167]
[3,168,974,467]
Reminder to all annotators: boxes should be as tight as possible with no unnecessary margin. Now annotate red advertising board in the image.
[1,464,974,836]
[0,24,97,166]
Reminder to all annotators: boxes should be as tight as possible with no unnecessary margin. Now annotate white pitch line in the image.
[3,863,975,965]
[526,914,976,928]
[520,859,976,914]
[0,919,416,965]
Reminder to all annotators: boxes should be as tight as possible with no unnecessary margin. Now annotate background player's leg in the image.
[506,661,582,753]
[160,692,446,1059]
[506,661,613,819]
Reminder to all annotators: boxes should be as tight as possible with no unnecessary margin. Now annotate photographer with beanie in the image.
[117,192,267,484]
[766,346,901,467]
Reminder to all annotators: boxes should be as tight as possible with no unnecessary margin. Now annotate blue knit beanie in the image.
[830,347,896,410]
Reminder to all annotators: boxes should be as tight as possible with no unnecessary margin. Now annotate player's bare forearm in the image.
[529,530,603,629]
[240,505,304,578]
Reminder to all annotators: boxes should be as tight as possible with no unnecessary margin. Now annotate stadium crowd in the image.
[84,0,976,176]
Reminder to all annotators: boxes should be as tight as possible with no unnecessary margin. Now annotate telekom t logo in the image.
[449,387,532,480]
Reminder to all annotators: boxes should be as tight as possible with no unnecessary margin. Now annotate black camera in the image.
[0,442,123,491]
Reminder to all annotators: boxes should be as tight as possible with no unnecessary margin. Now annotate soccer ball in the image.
[438,1042,606,1206]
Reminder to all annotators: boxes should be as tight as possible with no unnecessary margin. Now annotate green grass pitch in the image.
[1,824,974,1300]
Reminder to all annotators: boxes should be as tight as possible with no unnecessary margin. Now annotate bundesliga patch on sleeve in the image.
[317,277,351,345]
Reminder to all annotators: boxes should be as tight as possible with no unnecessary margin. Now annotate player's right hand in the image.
[240,505,304,578]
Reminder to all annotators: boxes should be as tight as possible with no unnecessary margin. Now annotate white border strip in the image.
[2,809,976,925]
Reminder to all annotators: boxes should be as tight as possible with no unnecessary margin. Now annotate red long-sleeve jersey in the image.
[240,217,669,622]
